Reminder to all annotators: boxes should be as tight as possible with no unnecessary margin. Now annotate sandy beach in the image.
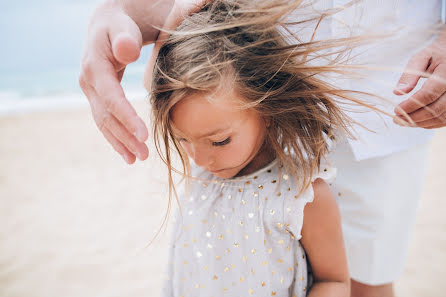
[0,100,445,297]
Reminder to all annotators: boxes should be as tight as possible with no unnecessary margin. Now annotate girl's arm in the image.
[300,178,350,297]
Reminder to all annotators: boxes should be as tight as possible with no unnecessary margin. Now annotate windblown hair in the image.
[149,0,380,228]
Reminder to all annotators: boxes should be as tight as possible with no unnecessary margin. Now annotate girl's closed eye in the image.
[212,137,231,146]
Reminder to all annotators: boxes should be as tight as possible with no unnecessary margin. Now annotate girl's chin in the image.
[209,168,239,179]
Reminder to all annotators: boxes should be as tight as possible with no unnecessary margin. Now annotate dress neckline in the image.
[220,159,279,182]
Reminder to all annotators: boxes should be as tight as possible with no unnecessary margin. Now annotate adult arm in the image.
[300,179,350,297]
[393,26,446,129]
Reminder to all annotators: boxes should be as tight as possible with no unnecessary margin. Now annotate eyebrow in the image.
[171,125,231,140]
[197,127,231,139]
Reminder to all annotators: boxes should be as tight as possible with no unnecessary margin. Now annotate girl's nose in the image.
[191,145,214,168]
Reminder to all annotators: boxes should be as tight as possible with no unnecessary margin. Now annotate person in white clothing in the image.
[79,1,446,296]
[308,2,443,295]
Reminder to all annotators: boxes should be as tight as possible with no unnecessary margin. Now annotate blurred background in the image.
[0,1,445,297]
[0,0,152,114]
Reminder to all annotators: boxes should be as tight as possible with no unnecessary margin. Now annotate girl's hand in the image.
[393,27,446,129]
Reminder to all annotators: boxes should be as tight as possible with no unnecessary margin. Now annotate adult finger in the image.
[103,126,137,164]
[143,3,181,88]
[395,64,446,115]
[397,94,446,123]
[410,113,446,129]
[91,10,146,142]
[82,79,145,162]
[392,116,416,127]
[144,0,209,89]
[85,59,149,144]
[109,13,143,65]
[104,111,149,160]
[394,49,431,95]
[94,64,149,143]
[80,63,148,160]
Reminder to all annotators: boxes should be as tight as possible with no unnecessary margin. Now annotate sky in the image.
[0,0,151,96]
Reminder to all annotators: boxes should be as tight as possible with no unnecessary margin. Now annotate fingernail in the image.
[136,151,142,160]
[394,107,402,115]
[393,117,408,126]
[395,83,410,94]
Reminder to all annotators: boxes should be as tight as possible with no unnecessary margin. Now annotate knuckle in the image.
[440,100,446,114]
[410,50,426,63]
[104,98,117,113]
[419,47,432,58]
[80,60,93,80]
[78,75,88,92]
[420,89,437,104]
[431,103,443,117]
[97,113,112,132]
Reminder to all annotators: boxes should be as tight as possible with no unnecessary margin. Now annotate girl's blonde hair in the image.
[149,0,381,230]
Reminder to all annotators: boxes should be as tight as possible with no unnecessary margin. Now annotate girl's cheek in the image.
[226,139,249,163]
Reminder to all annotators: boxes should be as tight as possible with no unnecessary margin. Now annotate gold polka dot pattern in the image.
[161,160,336,297]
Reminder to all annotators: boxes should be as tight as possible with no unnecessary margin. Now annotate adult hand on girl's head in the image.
[393,28,446,129]
[145,0,209,89]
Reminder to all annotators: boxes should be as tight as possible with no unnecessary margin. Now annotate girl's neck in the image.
[234,142,276,178]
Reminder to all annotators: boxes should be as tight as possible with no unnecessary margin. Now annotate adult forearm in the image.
[117,0,175,44]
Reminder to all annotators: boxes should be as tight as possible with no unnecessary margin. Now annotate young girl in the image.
[148,1,373,296]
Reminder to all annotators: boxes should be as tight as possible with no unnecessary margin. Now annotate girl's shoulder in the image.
[280,161,336,241]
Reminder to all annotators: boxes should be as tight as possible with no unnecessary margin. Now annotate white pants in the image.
[328,139,430,285]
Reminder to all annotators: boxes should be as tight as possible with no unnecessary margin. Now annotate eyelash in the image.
[212,137,231,146]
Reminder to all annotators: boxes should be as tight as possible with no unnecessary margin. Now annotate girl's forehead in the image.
[170,91,257,139]
[174,90,243,113]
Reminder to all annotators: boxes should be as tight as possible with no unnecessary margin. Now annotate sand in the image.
[0,100,445,297]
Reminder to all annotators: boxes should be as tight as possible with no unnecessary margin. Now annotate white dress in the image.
[161,159,336,297]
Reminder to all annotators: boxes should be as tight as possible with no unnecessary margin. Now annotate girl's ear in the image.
[264,116,271,128]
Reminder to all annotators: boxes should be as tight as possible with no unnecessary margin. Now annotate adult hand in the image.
[393,28,446,129]
[145,0,209,89]
[80,0,205,164]
[79,2,147,164]
[79,1,165,164]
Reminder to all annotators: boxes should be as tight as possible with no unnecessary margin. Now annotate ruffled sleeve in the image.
[283,165,336,241]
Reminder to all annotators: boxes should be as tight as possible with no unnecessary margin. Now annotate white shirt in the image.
[297,0,441,160]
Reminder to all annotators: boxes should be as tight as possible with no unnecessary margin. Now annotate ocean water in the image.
[0,62,151,115]
[0,0,151,115]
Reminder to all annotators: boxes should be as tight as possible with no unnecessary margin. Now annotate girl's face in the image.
[170,89,269,178]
